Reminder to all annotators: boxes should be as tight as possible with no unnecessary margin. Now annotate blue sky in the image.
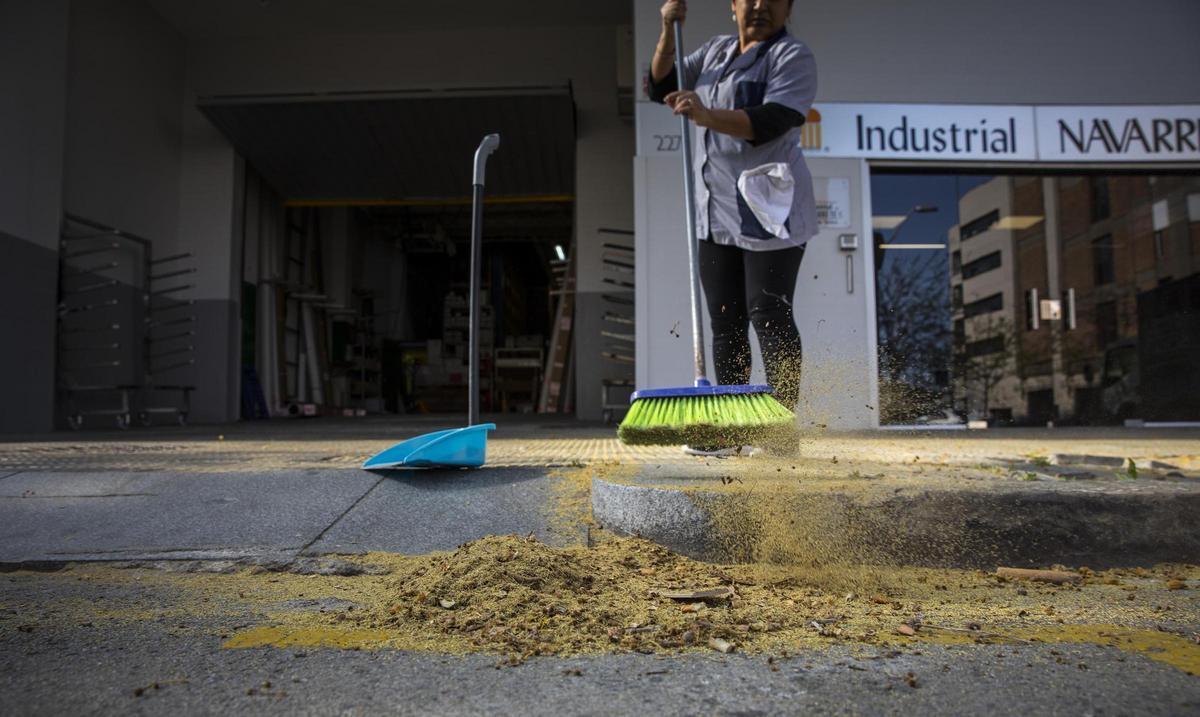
[871,173,992,269]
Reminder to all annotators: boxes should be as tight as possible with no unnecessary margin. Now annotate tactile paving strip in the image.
[0,438,693,472]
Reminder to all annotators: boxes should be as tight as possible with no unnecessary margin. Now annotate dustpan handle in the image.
[469,134,500,426]
[673,21,708,387]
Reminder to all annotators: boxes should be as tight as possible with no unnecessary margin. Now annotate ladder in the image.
[279,207,329,411]
[538,238,576,413]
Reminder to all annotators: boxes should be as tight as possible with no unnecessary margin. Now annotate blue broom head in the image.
[629,379,774,401]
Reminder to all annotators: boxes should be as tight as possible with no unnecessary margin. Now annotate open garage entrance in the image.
[200,87,578,418]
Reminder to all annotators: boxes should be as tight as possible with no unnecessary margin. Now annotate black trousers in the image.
[697,240,806,409]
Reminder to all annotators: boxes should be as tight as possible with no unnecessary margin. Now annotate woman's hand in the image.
[665,91,755,140]
[664,89,712,127]
[652,1,686,82]
[660,0,687,28]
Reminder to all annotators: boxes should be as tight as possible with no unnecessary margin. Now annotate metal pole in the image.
[468,184,484,427]
[673,20,708,386]
[469,134,500,426]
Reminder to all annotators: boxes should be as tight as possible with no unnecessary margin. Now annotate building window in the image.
[1095,300,1118,349]
[1090,177,1110,222]
[1154,230,1165,260]
[951,250,962,275]
[962,251,1002,280]
[964,292,1004,319]
[1092,234,1115,286]
[966,335,1005,358]
[960,209,999,241]
[954,318,965,343]
[952,285,963,310]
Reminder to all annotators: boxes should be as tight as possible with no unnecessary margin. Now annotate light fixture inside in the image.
[554,244,566,261]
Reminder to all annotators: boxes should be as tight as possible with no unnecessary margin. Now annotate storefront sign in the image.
[802,104,1037,162]
[1035,106,1200,162]
[637,102,1200,164]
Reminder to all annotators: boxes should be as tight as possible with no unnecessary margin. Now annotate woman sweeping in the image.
[648,0,817,455]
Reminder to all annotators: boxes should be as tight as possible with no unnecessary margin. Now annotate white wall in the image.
[0,0,70,433]
[174,117,239,421]
[3,0,191,431]
[633,0,1200,105]
[60,0,243,421]
[64,0,185,243]
[0,2,69,250]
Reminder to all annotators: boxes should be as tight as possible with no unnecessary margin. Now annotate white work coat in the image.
[678,29,818,250]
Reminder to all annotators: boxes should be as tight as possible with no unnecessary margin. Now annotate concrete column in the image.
[175,104,242,423]
[571,36,636,421]
[0,1,70,433]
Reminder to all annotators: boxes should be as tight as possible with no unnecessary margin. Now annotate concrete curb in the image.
[592,472,1200,568]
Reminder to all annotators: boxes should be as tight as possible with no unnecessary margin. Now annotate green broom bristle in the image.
[617,391,796,447]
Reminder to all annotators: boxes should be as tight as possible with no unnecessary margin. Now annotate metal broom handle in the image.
[470,133,500,426]
[673,20,708,386]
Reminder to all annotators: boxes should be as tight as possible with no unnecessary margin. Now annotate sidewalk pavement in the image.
[0,467,579,565]
[0,416,1197,566]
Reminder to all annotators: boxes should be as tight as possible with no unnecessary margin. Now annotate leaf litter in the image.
[6,532,1199,672]
[209,530,1199,671]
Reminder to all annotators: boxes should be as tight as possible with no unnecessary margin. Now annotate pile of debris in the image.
[348,534,816,661]
[313,533,1199,666]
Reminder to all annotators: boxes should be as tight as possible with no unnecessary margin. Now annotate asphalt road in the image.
[3,622,1198,716]
[1,571,1197,716]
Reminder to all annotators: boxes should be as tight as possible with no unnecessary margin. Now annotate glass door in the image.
[870,174,989,425]
[872,171,1200,426]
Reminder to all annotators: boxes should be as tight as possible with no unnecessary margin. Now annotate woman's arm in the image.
[667,38,813,144]
[651,1,687,83]
[664,91,804,144]
[700,108,755,140]
[745,104,806,146]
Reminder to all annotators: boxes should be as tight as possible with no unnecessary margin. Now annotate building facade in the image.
[946,175,1200,424]
[633,0,1200,429]
[2,1,1198,432]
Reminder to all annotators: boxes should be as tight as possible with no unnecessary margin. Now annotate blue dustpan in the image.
[362,423,496,469]
[363,134,502,471]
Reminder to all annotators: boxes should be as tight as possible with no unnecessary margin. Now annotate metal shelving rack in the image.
[141,250,197,426]
[57,214,148,429]
[598,228,635,424]
[56,214,195,429]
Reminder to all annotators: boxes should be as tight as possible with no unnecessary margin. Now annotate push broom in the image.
[617,21,795,448]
